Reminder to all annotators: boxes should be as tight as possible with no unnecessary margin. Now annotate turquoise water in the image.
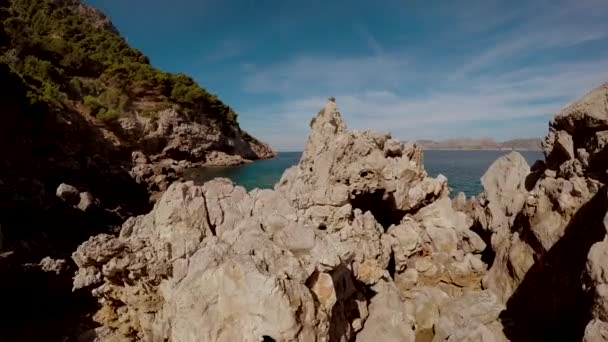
[183,152,302,190]
[184,150,544,196]
[423,150,543,196]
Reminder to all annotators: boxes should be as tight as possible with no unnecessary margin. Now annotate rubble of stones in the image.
[72,84,608,341]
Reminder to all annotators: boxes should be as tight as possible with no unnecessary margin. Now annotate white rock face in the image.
[72,99,494,341]
[276,98,448,217]
[119,107,275,164]
[432,290,507,342]
[473,83,608,339]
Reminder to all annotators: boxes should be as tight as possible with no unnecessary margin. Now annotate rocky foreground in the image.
[70,83,608,342]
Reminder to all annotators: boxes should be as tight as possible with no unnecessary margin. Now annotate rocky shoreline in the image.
[2,81,608,341]
[65,83,608,341]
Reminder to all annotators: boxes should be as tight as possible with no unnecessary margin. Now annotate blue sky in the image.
[87,0,608,151]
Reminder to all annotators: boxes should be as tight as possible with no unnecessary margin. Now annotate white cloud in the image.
[238,0,608,151]
[242,54,410,94]
[241,55,608,151]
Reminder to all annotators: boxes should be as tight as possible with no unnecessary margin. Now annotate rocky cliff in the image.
[0,0,273,339]
[471,82,608,341]
[71,82,608,341]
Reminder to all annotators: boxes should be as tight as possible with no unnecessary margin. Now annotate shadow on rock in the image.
[500,187,608,341]
[327,264,378,342]
[0,64,151,341]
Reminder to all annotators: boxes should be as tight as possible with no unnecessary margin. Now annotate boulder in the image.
[432,290,507,342]
[543,83,608,178]
[584,319,608,342]
[204,150,249,166]
[131,151,148,165]
[56,183,80,205]
[77,192,98,212]
[39,257,67,275]
[476,152,530,234]
[356,279,415,342]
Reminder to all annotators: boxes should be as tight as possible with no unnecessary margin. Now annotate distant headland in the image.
[416,137,542,151]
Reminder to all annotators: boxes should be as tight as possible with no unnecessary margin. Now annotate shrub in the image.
[21,55,62,83]
[2,0,245,133]
[83,95,102,115]
[100,87,128,113]
[97,108,119,123]
[68,77,82,97]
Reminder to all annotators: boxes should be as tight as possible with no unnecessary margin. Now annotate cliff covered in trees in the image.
[0,0,274,164]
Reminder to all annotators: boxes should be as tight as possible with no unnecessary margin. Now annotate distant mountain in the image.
[416,137,542,151]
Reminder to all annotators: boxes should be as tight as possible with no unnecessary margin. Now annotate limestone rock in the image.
[472,82,608,340]
[56,183,80,205]
[554,130,575,161]
[164,247,324,342]
[584,211,608,339]
[544,83,608,178]
[356,279,415,342]
[129,158,186,199]
[120,107,275,166]
[276,98,448,221]
[39,257,67,274]
[584,319,608,342]
[553,83,608,132]
[405,286,450,337]
[452,191,467,212]
[204,150,249,166]
[477,152,530,234]
[70,99,511,341]
[131,151,148,165]
[432,290,507,342]
[77,192,98,212]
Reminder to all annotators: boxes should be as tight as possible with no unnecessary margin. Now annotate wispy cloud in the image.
[236,0,608,151]
[241,53,608,150]
[242,55,410,94]
[355,25,384,56]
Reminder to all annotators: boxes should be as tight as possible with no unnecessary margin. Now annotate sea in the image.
[183,150,544,197]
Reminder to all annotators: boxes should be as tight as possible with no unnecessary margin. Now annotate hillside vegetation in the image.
[0,0,238,128]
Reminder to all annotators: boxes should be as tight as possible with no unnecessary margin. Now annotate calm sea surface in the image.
[184,150,543,197]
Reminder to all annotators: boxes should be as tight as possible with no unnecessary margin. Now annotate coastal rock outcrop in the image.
[70,82,608,341]
[119,107,275,167]
[473,82,608,340]
[73,99,498,341]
